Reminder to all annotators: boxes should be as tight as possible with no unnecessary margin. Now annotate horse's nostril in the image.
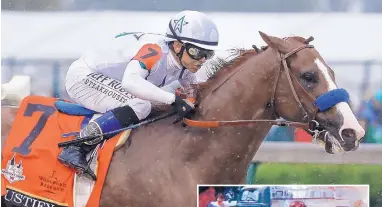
[341,128,358,151]
[341,128,356,139]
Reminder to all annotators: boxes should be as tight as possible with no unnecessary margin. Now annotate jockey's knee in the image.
[124,99,151,121]
[111,105,140,128]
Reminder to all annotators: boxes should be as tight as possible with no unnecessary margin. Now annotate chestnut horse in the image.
[1,32,365,206]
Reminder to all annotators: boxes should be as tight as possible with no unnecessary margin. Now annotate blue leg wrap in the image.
[93,111,122,138]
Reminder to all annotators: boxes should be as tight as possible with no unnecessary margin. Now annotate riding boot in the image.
[58,106,140,181]
[58,121,102,181]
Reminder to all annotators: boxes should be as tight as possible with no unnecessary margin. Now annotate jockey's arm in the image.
[121,60,175,104]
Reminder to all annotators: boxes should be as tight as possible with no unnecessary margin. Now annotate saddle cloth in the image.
[1,95,131,207]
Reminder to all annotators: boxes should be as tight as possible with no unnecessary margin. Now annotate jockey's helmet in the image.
[165,10,219,51]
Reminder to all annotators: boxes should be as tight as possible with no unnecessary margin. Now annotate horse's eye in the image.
[301,72,317,83]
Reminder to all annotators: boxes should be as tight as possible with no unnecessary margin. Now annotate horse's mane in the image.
[204,48,248,79]
[195,46,265,101]
[194,35,315,101]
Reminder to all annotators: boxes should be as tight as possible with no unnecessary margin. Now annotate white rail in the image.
[253,142,382,165]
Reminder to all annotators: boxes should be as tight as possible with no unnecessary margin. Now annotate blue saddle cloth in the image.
[54,100,97,116]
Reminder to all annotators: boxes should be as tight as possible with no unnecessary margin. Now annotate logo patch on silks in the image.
[1,154,26,183]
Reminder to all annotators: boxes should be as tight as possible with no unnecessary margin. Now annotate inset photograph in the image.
[198,185,368,207]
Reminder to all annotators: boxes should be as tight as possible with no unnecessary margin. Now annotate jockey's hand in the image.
[172,96,195,119]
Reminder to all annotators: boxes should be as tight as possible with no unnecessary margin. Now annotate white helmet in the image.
[165,10,219,50]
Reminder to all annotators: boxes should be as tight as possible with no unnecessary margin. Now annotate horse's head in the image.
[259,31,365,153]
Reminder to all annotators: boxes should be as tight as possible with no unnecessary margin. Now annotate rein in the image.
[183,119,310,130]
[184,44,319,131]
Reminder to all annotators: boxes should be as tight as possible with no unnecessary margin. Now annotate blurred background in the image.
[2,0,382,206]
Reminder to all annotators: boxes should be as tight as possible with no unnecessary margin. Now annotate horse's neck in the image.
[199,51,278,121]
[192,51,279,183]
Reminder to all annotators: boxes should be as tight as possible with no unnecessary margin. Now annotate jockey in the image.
[58,10,219,180]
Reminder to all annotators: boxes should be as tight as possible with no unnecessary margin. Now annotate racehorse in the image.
[1,32,365,207]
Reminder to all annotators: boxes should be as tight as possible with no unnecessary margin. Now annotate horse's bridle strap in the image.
[277,44,319,121]
[183,118,309,129]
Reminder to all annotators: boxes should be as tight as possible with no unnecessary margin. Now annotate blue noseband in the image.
[314,88,350,112]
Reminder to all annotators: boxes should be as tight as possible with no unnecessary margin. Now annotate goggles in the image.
[184,43,215,60]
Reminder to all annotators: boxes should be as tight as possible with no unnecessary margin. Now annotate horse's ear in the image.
[259,31,289,53]
[304,36,314,44]
[259,31,274,47]
[293,36,314,44]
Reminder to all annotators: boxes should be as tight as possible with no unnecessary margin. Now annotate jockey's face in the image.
[172,41,208,73]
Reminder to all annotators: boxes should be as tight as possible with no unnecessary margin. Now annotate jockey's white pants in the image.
[65,59,151,120]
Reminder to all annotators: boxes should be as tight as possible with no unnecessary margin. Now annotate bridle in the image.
[270,44,317,122]
[271,43,330,145]
[183,39,349,145]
